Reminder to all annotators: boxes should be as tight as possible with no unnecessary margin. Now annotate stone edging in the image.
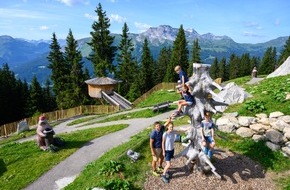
[216,111,290,157]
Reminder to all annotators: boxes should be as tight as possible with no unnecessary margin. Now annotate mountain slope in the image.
[0,25,288,84]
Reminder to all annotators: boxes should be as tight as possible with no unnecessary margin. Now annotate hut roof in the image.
[85,77,121,85]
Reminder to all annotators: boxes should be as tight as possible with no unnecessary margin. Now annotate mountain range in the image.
[0,25,288,84]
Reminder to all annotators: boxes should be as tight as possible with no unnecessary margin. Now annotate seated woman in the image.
[36,115,56,151]
[174,85,195,116]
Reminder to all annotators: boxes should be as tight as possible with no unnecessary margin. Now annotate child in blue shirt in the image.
[174,85,195,116]
[200,112,216,159]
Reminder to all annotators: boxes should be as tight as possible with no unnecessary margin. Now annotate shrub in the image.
[244,100,266,113]
[101,178,132,190]
[99,160,124,176]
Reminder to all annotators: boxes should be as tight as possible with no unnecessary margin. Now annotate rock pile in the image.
[216,111,290,157]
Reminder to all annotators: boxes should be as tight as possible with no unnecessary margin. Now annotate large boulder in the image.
[267,56,290,78]
[216,82,252,104]
[214,82,252,112]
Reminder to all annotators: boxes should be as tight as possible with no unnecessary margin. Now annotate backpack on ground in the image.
[127,149,140,162]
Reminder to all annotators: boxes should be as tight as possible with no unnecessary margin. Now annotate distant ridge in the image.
[0,25,288,84]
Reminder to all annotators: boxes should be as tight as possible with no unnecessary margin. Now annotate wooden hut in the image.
[85,77,121,98]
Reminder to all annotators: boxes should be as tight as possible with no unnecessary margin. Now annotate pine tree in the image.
[188,38,201,75]
[82,68,95,105]
[278,36,290,66]
[165,25,189,82]
[0,64,25,124]
[18,79,31,118]
[42,79,57,112]
[259,47,276,75]
[64,29,87,107]
[154,46,172,84]
[87,3,116,77]
[272,47,277,69]
[127,60,141,101]
[228,53,239,79]
[116,22,136,97]
[209,57,219,79]
[240,53,251,77]
[29,75,45,114]
[218,57,228,81]
[140,38,154,94]
[47,33,69,109]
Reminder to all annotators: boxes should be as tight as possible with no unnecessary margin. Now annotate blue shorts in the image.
[205,136,214,144]
[186,101,193,106]
[165,149,174,161]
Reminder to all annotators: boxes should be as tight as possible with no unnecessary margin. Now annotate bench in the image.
[152,101,170,112]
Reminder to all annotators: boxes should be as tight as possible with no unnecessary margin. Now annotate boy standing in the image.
[150,117,171,176]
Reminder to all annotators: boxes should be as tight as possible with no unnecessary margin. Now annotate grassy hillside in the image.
[1,75,290,190]
[64,75,290,190]
[224,75,290,116]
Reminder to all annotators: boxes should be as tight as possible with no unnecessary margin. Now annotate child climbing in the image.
[200,112,215,159]
[173,84,195,117]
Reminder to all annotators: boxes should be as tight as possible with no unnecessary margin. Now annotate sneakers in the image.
[157,167,164,173]
[152,170,159,177]
[165,172,170,179]
[161,175,169,183]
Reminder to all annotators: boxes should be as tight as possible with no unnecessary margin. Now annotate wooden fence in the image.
[0,105,119,138]
[0,82,177,138]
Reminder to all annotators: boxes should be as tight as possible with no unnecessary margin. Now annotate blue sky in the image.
[0,0,289,43]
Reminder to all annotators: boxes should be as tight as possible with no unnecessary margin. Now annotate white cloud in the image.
[56,0,89,6]
[243,31,260,37]
[244,22,262,30]
[40,25,49,30]
[134,22,151,32]
[84,13,98,21]
[109,14,126,23]
[109,0,117,2]
[0,8,45,19]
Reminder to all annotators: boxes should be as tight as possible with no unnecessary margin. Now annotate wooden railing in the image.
[0,82,177,138]
[0,105,119,138]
